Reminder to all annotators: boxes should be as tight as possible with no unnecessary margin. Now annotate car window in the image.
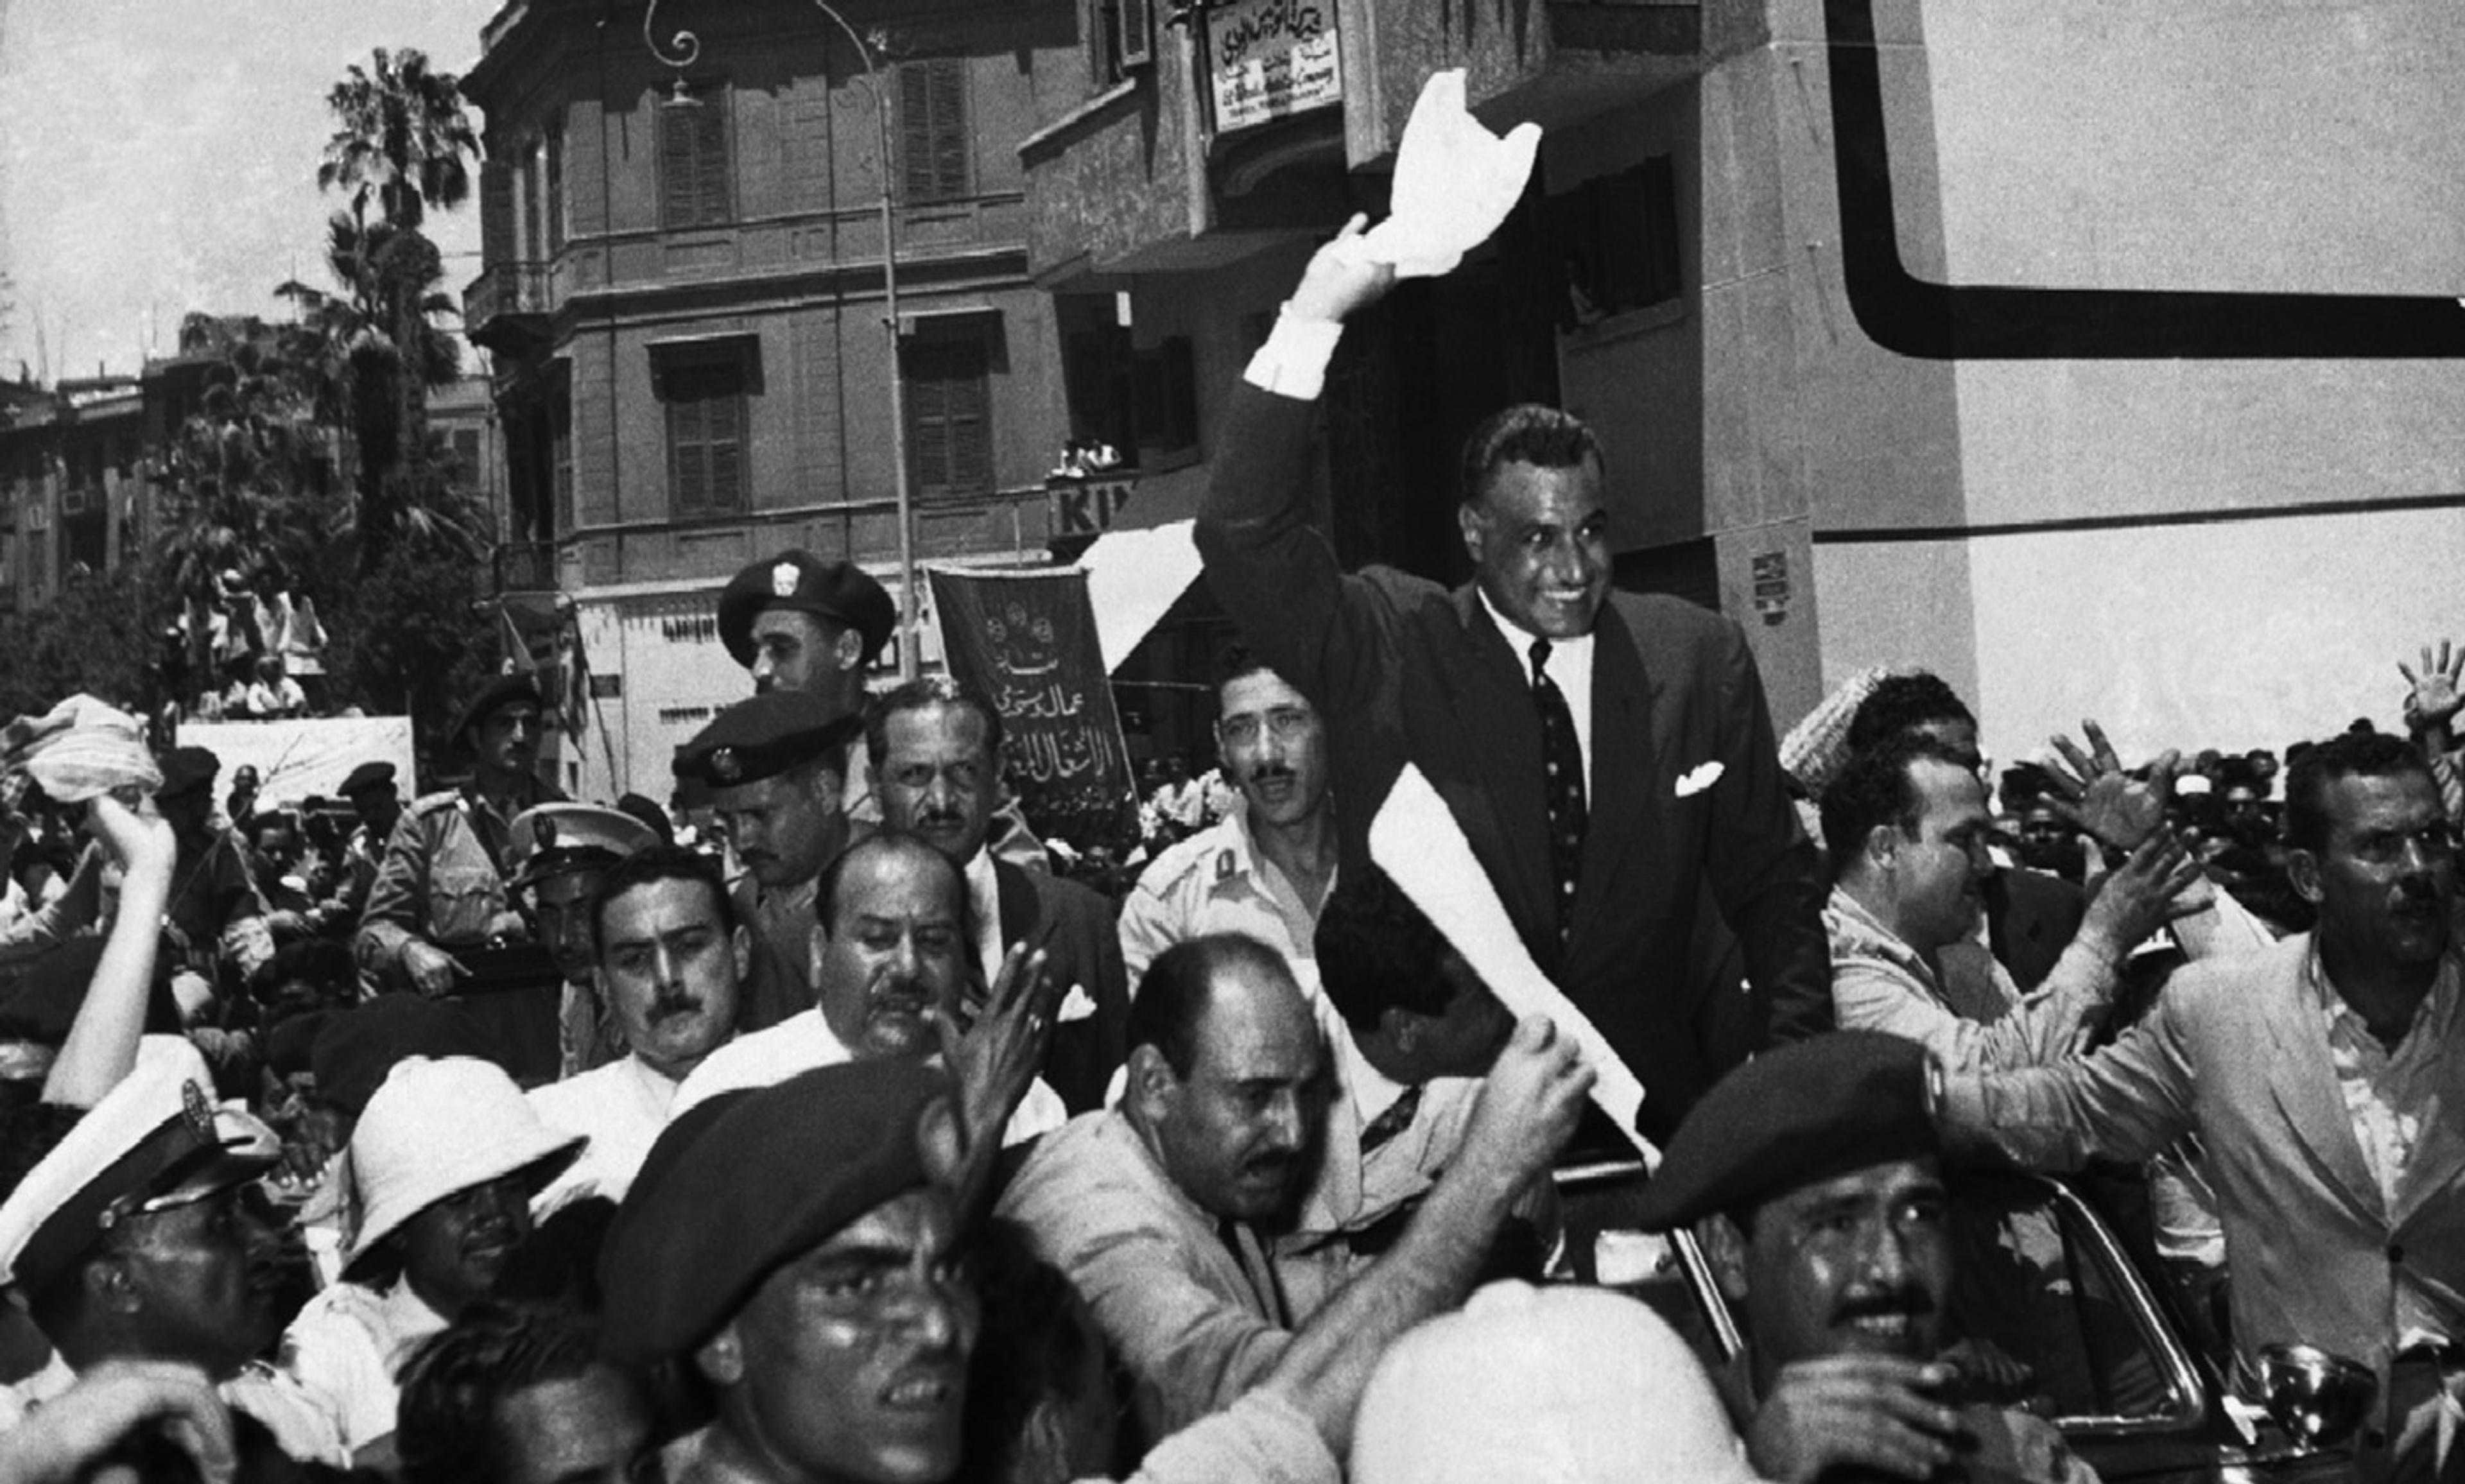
[1945,1171,2206,1433]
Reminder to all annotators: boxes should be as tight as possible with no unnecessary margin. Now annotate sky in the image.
[0,0,503,381]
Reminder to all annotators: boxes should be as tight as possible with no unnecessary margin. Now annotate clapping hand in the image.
[2044,719,2178,853]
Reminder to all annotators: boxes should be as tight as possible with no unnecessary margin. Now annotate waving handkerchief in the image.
[1356,69,1541,279]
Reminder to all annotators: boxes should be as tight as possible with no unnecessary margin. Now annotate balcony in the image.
[465,263,553,356]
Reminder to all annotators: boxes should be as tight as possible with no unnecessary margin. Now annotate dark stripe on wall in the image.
[1812,490,2465,545]
[1825,0,2465,360]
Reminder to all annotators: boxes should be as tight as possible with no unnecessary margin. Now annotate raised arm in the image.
[43,795,177,1106]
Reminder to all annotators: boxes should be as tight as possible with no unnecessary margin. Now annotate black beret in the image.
[309,995,489,1116]
[450,673,543,746]
[338,761,397,797]
[672,691,865,790]
[599,1059,947,1365]
[716,551,895,670]
[155,746,221,800]
[1632,1031,1939,1232]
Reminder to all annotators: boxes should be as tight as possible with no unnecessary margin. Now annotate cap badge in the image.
[180,1080,216,1141]
[532,816,560,850]
[711,746,741,783]
[772,562,801,599]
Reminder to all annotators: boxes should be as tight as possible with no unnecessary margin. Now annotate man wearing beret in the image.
[606,1058,1469,1483]
[302,760,402,938]
[0,1040,347,1467]
[673,690,867,1033]
[501,801,660,1077]
[358,675,565,997]
[871,677,1128,1112]
[1634,1030,2093,1483]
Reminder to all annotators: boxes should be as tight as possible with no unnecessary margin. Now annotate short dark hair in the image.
[814,831,969,936]
[2282,731,2434,855]
[1127,933,1291,1078]
[588,845,736,957]
[397,1303,627,1484]
[1458,404,1603,508]
[1314,867,1457,1035]
[1821,736,1970,867]
[1845,672,1975,759]
[865,677,1005,770]
[1215,639,1272,694]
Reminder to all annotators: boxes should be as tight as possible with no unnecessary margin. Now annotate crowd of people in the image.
[1,221,2462,1484]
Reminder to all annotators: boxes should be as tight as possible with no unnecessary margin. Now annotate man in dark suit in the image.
[1195,218,1828,1142]
[869,677,1129,1112]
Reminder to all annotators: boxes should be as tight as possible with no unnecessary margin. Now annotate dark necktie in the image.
[1530,639,1587,939]
[1360,1083,1423,1157]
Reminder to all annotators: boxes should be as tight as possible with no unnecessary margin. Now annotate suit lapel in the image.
[2262,952,2387,1221]
[992,859,1046,949]
[1569,616,1659,949]
[2394,959,2465,1227]
[1440,588,1559,964]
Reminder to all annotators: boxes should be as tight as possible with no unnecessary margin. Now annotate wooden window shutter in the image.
[705,390,744,509]
[545,126,566,252]
[669,393,707,508]
[660,97,729,229]
[904,336,990,496]
[899,59,969,203]
[480,159,517,264]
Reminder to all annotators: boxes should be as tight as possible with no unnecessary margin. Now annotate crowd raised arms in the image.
[3,216,2464,1484]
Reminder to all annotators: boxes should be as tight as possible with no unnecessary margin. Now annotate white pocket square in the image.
[1674,761,1725,798]
[1055,983,1100,1023]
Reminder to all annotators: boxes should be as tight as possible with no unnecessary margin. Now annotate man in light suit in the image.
[1195,218,1828,1141]
[1937,731,2465,1483]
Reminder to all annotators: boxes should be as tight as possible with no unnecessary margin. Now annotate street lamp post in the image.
[645,0,919,680]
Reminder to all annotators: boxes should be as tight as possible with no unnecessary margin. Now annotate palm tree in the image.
[318,48,480,234]
[312,47,481,574]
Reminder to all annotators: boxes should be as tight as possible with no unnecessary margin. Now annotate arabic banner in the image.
[926,567,1137,845]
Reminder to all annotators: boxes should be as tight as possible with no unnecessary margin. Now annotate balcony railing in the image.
[465,263,552,350]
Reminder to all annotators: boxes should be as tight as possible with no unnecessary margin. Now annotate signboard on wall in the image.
[1206,0,1340,134]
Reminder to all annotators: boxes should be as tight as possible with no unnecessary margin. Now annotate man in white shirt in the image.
[675,831,1066,1149]
[528,845,746,1208]
[1120,646,1338,999]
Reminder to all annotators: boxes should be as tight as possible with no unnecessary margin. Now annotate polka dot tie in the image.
[1530,639,1587,942]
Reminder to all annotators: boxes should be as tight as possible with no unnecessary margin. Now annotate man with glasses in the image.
[1934,731,2465,1483]
[868,679,1125,1112]
[1820,736,2197,1074]
[1120,646,1338,998]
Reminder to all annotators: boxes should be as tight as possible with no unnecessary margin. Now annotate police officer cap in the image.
[672,691,865,791]
[716,550,895,671]
[338,761,397,797]
[0,1039,277,1295]
[154,746,221,800]
[450,672,544,746]
[503,802,661,890]
[1632,1030,1939,1233]
[598,1058,946,1364]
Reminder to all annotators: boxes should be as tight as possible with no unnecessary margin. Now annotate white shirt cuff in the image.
[1241,309,1346,401]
